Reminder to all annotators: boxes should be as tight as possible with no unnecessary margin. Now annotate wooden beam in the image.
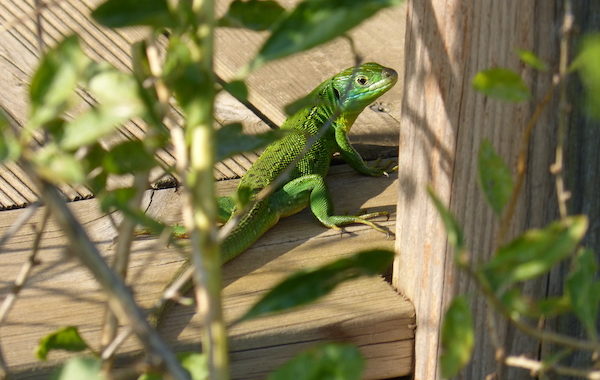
[394,1,559,379]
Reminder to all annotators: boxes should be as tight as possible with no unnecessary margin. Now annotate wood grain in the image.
[0,163,414,379]
[394,1,560,379]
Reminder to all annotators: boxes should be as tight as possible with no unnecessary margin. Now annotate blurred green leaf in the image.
[517,49,548,71]
[567,248,600,339]
[440,296,474,378]
[52,357,102,380]
[91,0,175,28]
[500,288,570,318]
[221,80,248,102]
[427,187,464,252]
[131,40,165,128]
[572,34,600,119]
[472,68,530,102]
[248,0,403,71]
[284,92,325,116]
[481,216,588,292]
[0,111,20,163]
[60,65,144,150]
[102,140,156,174]
[478,139,514,215]
[36,326,89,361]
[219,0,286,31]
[239,249,394,322]
[163,37,213,128]
[268,343,363,380]
[29,35,90,129]
[216,123,286,161]
[33,146,86,184]
[178,352,208,380]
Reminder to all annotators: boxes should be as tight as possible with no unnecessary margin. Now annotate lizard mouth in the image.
[346,68,398,101]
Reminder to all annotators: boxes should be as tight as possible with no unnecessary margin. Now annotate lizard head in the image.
[331,62,398,119]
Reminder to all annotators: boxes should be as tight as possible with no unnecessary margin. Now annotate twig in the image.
[0,209,49,323]
[22,162,189,380]
[0,0,67,34]
[101,173,149,370]
[505,355,600,379]
[0,201,41,250]
[0,208,49,379]
[32,0,46,53]
[551,0,574,219]
[497,85,557,243]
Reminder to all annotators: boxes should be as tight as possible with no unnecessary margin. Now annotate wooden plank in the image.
[0,162,414,379]
[394,1,559,379]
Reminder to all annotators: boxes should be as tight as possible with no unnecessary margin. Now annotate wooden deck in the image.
[0,163,414,379]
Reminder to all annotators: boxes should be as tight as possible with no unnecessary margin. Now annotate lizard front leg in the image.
[276,174,389,234]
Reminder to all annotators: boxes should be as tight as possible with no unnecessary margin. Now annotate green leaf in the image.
[52,357,102,380]
[33,146,86,184]
[440,296,474,378]
[477,139,514,215]
[91,0,175,28]
[29,35,90,129]
[102,140,156,174]
[567,248,600,339]
[163,37,213,128]
[499,288,570,318]
[481,216,588,292]
[268,343,363,380]
[472,68,530,102]
[216,123,286,161]
[248,0,403,71]
[221,80,248,102]
[178,352,208,380]
[239,249,394,322]
[0,111,20,163]
[572,34,600,119]
[60,65,145,150]
[218,0,286,31]
[100,188,165,233]
[427,187,465,252]
[36,326,90,361]
[517,49,548,71]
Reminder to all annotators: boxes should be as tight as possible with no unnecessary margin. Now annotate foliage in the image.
[431,46,600,378]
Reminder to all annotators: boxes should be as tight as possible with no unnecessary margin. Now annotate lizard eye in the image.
[356,76,368,86]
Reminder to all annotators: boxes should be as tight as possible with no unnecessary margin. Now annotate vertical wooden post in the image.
[393,1,560,379]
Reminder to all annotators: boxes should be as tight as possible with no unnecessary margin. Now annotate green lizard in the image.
[217,62,398,262]
[156,62,397,320]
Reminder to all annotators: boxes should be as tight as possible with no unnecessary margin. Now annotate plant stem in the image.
[182,1,229,378]
[551,0,574,219]
[505,355,600,379]
[101,172,148,372]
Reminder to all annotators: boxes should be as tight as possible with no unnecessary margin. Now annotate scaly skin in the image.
[219,62,398,263]
[154,63,398,324]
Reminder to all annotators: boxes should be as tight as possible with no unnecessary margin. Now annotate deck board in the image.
[0,163,414,379]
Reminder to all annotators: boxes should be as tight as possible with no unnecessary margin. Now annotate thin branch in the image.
[21,162,189,380]
[497,84,557,243]
[0,0,67,34]
[0,208,49,379]
[32,0,46,53]
[0,201,41,250]
[0,209,49,323]
[505,355,600,379]
[551,0,574,220]
[101,173,149,369]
